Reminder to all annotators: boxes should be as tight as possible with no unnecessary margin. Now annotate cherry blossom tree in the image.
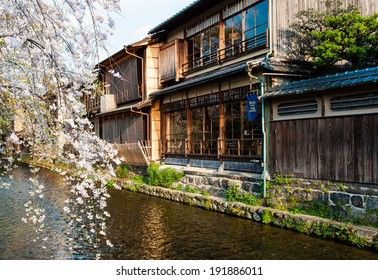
[0,0,122,258]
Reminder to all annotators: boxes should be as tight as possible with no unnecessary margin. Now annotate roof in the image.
[96,37,149,68]
[264,66,378,98]
[149,64,246,98]
[148,0,219,35]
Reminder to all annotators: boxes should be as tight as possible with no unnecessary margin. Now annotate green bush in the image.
[224,184,260,206]
[224,184,240,202]
[131,175,149,184]
[185,186,199,193]
[262,210,272,224]
[147,163,184,188]
[116,164,131,178]
[106,179,117,188]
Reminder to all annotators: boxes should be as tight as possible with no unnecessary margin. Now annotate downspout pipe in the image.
[246,60,267,198]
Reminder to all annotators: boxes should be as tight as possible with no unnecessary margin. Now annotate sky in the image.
[99,0,195,60]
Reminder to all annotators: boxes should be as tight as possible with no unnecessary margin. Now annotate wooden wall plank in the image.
[269,114,377,184]
[373,115,378,184]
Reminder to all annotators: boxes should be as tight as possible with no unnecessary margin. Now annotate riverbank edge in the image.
[19,159,378,251]
[119,179,378,252]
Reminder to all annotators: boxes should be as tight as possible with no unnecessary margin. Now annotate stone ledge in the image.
[121,180,378,251]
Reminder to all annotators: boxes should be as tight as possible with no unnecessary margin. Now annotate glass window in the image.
[245,6,256,40]
[189,105,219,155]
[166,111,187,154]
[256,0,268,35]
[233,13,243,53]
[193,34,201,67]
[209,25,219,63]
[187,25,219,71]
[224,0,268,55]
[225,98,262,157]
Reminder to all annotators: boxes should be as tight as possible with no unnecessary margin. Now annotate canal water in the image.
[0,165,377,260]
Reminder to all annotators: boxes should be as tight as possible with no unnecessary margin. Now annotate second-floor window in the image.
[107,57,141,104]
[187,25,220,71]
[184,0,268,73]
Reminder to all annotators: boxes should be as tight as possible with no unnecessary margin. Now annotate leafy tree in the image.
[0,0,121,258]
[289,0,378,69]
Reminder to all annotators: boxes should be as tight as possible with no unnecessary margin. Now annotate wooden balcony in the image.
[182,30,268,75]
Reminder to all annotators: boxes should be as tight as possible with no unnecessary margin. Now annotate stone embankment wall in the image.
[179,173,378,226]
[122,174,378,250]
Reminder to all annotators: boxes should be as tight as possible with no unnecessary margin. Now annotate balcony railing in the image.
[162,138,262,159]
[86,95,101,113]
[182,30,268,74]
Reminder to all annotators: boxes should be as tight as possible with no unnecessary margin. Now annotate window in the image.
[166,111,187,154]
[330,92,378,112]
[184,0,268,73]
[222,0,268,59]
[190,105,219,155]
[162,86,262,158]
[107,57,141,104]
[277,100,318,117]
[186,25,219,71]
[225,13,243,57]
[245,0,268,50]
[225,97,262,157]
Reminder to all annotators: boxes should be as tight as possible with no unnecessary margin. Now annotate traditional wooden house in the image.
[146,0,378,183]
[85,38,161,165]
[264,67,378,185]
[148,0,271,172]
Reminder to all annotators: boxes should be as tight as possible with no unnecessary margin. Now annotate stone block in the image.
[351,196,364,208]
[330,192,350,205]
[309,190,324,202]
[252,183,262,193]
[366,196,378,211]
[242,182,253,192]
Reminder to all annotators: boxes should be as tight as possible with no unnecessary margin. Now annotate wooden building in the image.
[146,0,378,182]
[148,0,271,172]
[86,0,378,180]
[85,38,161,165]
[264,67,378,185]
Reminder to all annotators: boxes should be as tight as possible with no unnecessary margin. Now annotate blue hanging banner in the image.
[247,94,258,120]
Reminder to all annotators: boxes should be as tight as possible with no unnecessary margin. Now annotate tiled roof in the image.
[149,64,246,98]
[264,66,378,98]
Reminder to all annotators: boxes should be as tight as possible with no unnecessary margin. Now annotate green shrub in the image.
[116,164,131,178]
[131,175,149,184]
[224,184,260,206]
[106,179,117,188]
[201,190,210,196]
[262,210,272,224]
[185,186,199,193]
[124,184,140,192]
[224,184,240,202]
[147,163,161,186]
[147,163,184,188]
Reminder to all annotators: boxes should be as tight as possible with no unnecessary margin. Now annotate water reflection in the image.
[0,165,377,260]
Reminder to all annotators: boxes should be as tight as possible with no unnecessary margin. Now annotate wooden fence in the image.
[114,141,151,166]
[269,114,378,184]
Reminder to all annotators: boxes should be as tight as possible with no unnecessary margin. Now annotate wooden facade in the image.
[147,0,270,171]
[270,114,378,184]
[159,39,185,82]
[86,39,161,164]
[265,67,378,185]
